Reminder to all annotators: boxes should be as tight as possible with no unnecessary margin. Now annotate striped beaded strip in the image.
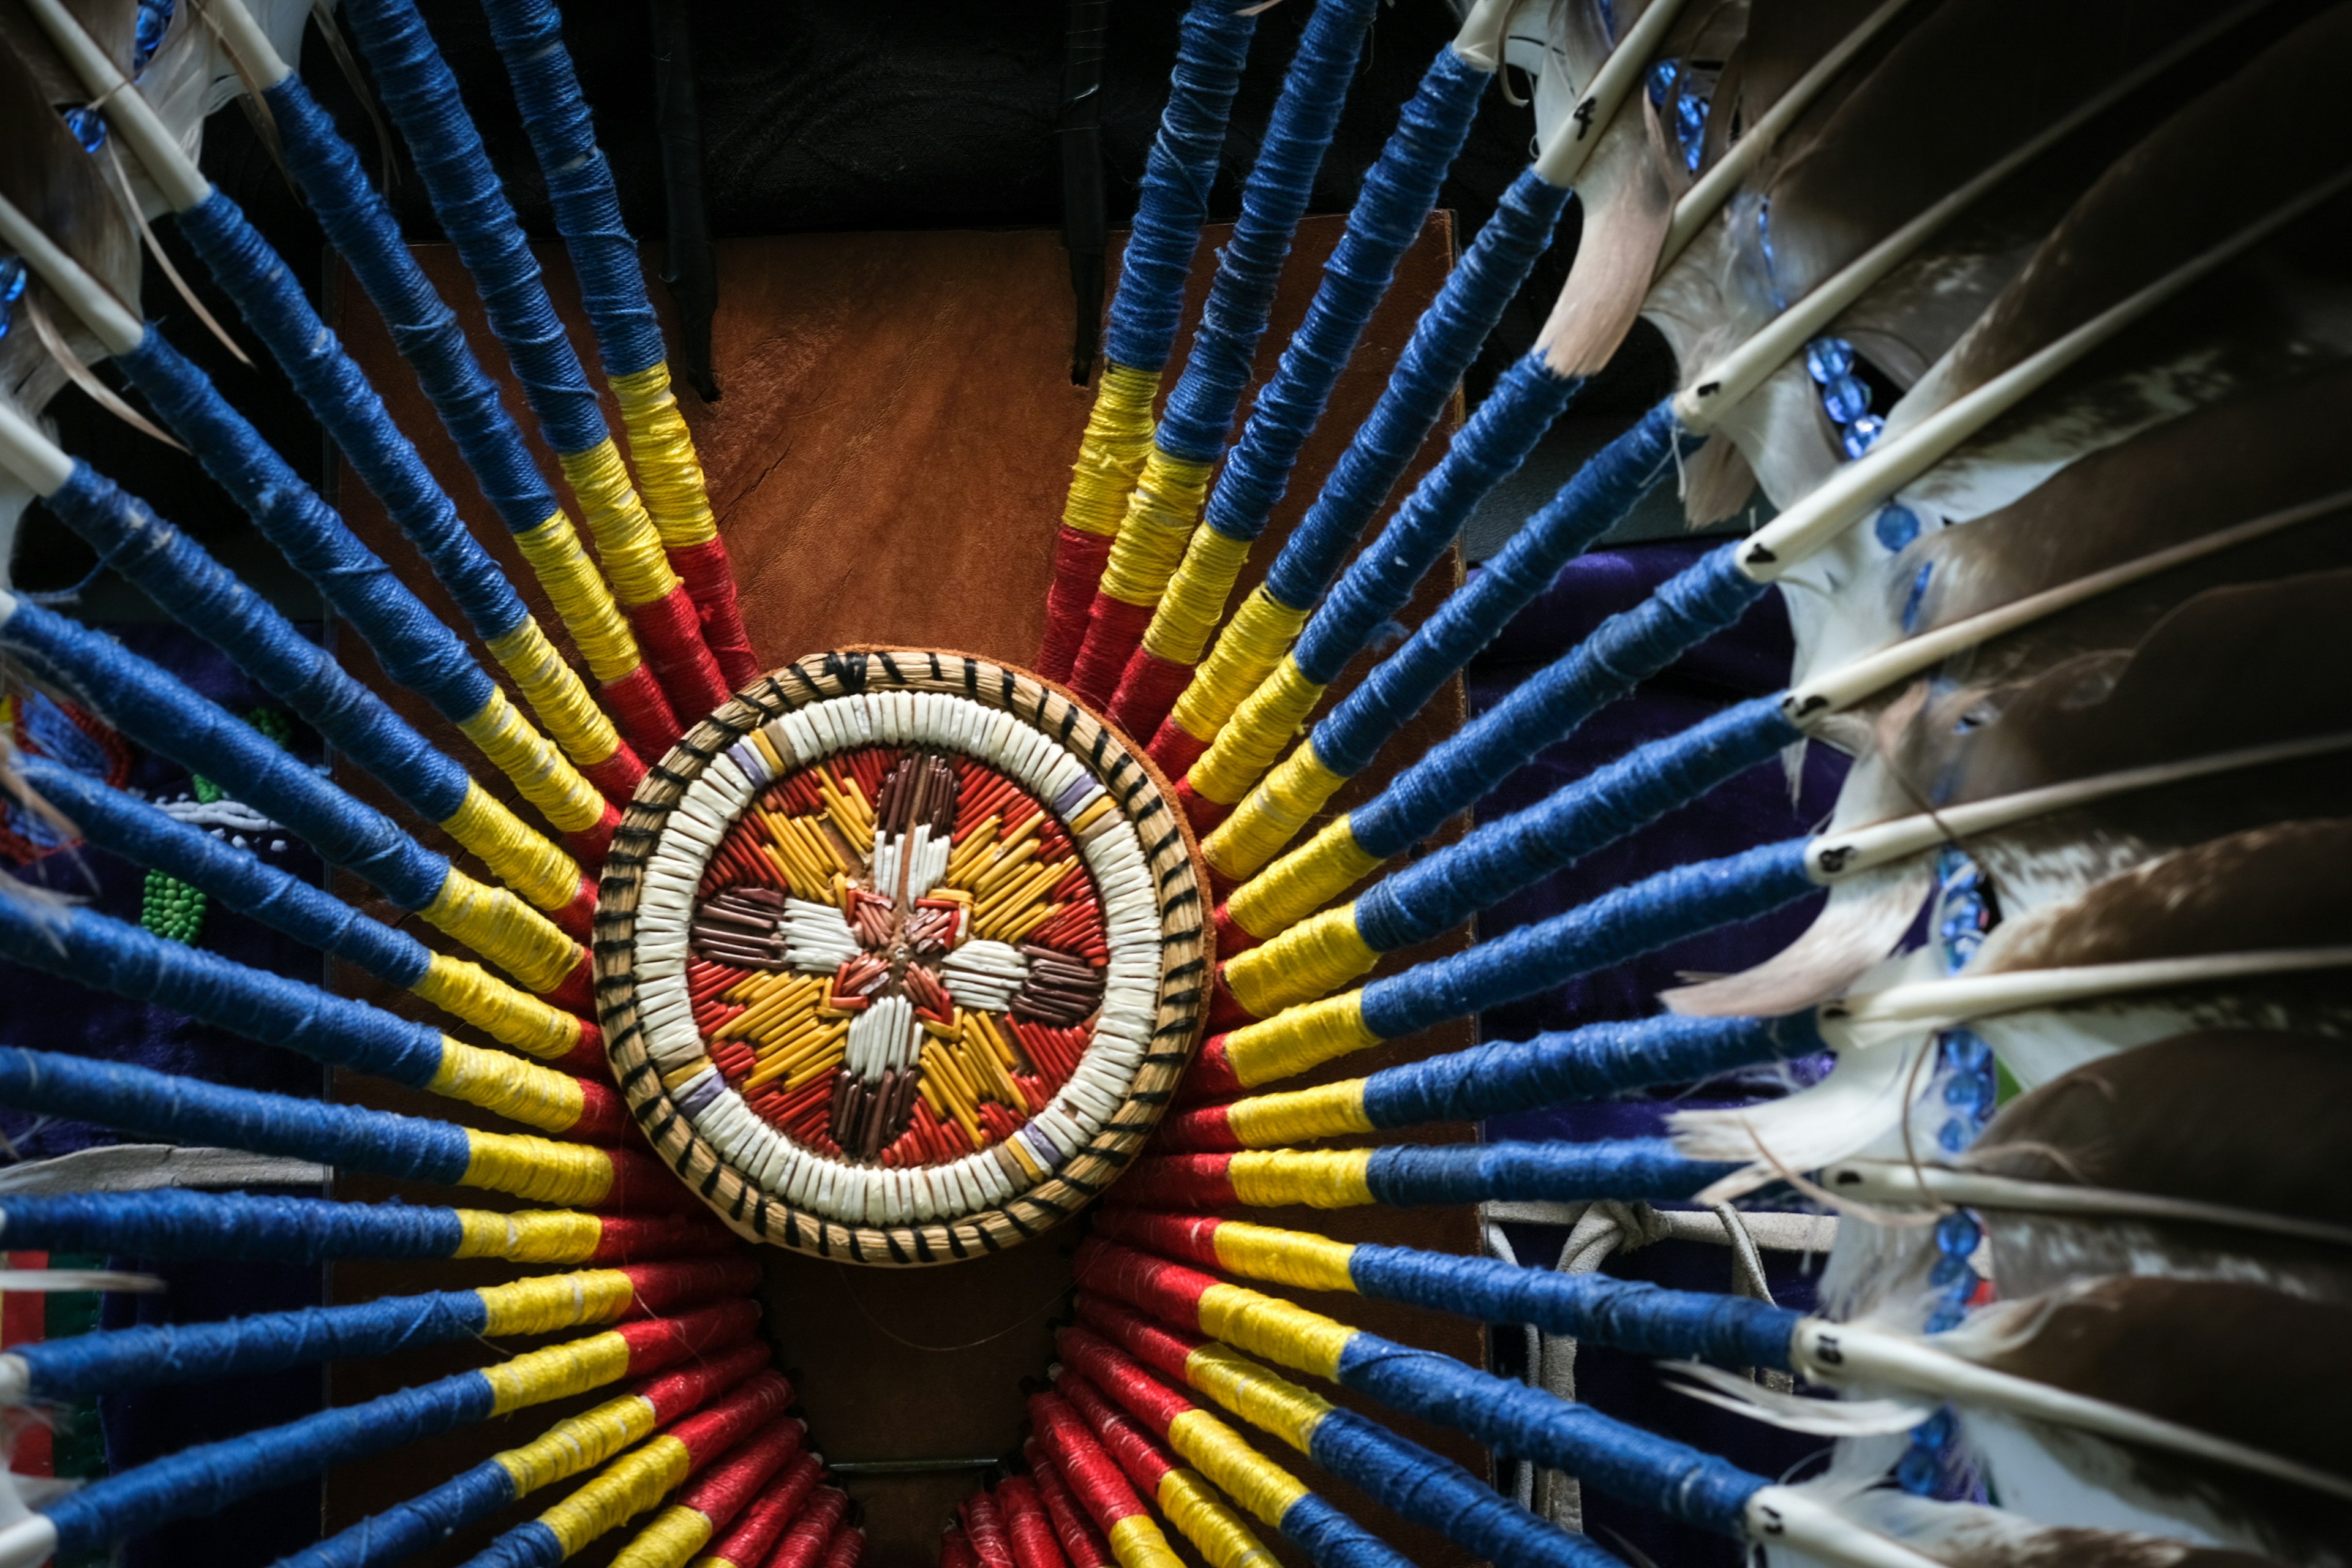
[600,652,1209,1262]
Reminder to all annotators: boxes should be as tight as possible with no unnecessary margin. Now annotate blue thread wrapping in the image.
[1362,1139,1739,1206]
[275,1461,516,1568]
[1152,0,1378,463]
[1302,1408,1616,1568]
[1351,543,1770,859]
[0,600,448,909]
[1357,695,1801,952]
[1262,170,1572,614]
[43,1360,499,1555]
[477,0,663,378]
[1273,1489,1416,1568]
[15,1288,496,1403]
[176,175,554,575]
[45,461,472,824]
[1294,354,1582,688]
[463,1520,567,1568]
[1360,839,1815,1040]
[1104,2,1259,374]
[1333,1335,1761,1538]
[1347,1247,1799,1371]
[1360,1011,1823,1129]
[20,760,429,990]
[1316,399,1692,777]
[339,0,608,456]
[0,1191,462,1265]
[1203,49,1490,547]
[0,1049,472,1202]
[118,328,511,731]
[0,896,449,1091]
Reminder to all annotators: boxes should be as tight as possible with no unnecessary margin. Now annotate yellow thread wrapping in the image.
[413,953,586,1061]
[478,1268,637,1336]
[1170,588,1312,745]
[1163,1410,1310,1526]
[428,1040,588,1134]
[558,439,682,608]
[1104,1511,1186,1568]
[1188,660,1326,809]
[611,1502,716,1568]
[611,363,718,548]
[462,1132,617,1207]
[1224,1080,1376,1150]
[1223,904,1378,1019]
[495,1391,661,1495]
[453,1208,608,1262]
[1143,527,1254,665]
[1212,1222,1359,1296]
[1064,365,1162,538]
[1221,992,1380,1089]
[437,784,586,916]
[1098,449,1215,606]
[537,1433,694,1555]
[1196,1284,1354,1382]
[514,511,646,682]
[1182,1344,1333,1454]
[1202,748,1349,884]
[1154,1469,1281,1568]
[486,617,626,769]
[421,870,583,997]
[1225,1151,1378,1212]
[458,690,611,837]
[1226,820,1385,942]
[481,1327,635,1415]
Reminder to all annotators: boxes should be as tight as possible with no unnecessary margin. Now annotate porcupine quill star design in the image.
[0,0,2345,1564]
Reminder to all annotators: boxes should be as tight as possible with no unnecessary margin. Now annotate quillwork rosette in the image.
[599,651,1210,1261]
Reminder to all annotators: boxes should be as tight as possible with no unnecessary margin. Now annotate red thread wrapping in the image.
[1144,719,1212,785]
[820,1523,864,1568]
[1106,648,1193,744]
[564,805,622,865]
[548,878,600,941]
[667,1376,798,1472]
[543,951,598,1016]
[603,1147,726,1214]
[1038,527,1118,681]
[631,584,731,722]
[1084,1210,1224,1275]
[1054,1327,1191,1434]
[615,1255,762,1317]
[939,1525,981,1568]
[570,1077,634,1144]
[959,1490,1017,1568]
[1072,1297,1208,1389]
[680,1416,807,1530]
[1209,904,1259,957]
[761,1487,848,1568]
[704,1452,824,1568]
[554,1028,611,1080]
[1145,1102,1242,1154]
[600,662,685,758]
[993,1477,1071,1568]
[616,1299,763,1372]
[627,1341,772,1427]
[1204,973,1258,1033]
[669,537,762,690]
[1052,1369,1175,1494]
[586,1212,743,1264]
[1067,595,1156,707]
[1169,776,1232,838]
[1172,1038,1243,1106]
[1026,1391,1147,1531]
[1071,1241,1216,1332]
[1023,1439,1114,1568]
[578,742,649,807]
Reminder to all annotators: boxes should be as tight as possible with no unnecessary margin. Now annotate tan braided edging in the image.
[595,649,1211,1264]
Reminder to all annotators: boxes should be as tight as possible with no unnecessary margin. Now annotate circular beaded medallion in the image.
[598,651,1209,1262]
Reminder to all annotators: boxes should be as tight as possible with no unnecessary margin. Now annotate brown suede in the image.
[322,216,1479,1568]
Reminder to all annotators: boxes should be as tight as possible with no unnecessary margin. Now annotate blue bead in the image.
[1924,1299,1969,1333]
[1648,59,1677,105]
[0,258,24,306]
[1936,1117,1972,1153]
[1899,560,1934,633]
[1821,373,1872,425]
[1936,1210,1981,1256]
[1896,1446,1940,1494]
[61,106,107,153]
[1804,338,1853,384]
[1874,504,1920,551]
[1677,95,1708,173]
[1939,1030,1991,1073]
[134,0,173,65]
[1842,413,1887,459]
[1916,1409,1956,1451]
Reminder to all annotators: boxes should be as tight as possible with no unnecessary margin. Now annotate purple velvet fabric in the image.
[1467,540,1847,1566]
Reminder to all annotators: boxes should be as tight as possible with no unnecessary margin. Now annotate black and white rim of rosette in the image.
[595,650,1210,1264]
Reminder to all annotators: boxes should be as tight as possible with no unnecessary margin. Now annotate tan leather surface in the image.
[322,215,1486,1568]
